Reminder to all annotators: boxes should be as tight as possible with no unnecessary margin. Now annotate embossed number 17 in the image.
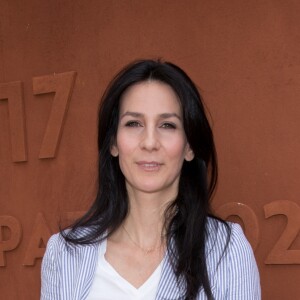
[0,71,76,162]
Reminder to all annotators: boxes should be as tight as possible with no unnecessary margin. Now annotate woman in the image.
[41,59,261,299]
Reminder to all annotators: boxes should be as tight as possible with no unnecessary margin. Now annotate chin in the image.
[134,181,177,195]
[138,185,164,194]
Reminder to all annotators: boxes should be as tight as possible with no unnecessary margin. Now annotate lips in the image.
[136,161,162,171]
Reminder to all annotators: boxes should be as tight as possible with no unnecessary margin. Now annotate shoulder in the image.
[205,217,231,253]
[225,222,259,276]
[205,217,257,277]
[208,218,255,261]
[42,228,102,277]
[228,222,254,256]
[41,229,102,299]
[206,217,251,252]
[43,232,67,264]
[205,217,261,299]
[43,227,99,260]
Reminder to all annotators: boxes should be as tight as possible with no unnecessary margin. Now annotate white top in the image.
[87,239,162,300]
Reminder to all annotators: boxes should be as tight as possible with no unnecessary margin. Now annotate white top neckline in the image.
[86,238,163,299]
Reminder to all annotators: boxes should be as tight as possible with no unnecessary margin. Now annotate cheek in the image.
[116,134,136,156]
[165,138,188,160]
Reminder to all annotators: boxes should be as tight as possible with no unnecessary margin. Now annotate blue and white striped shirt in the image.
[41,219,261,299]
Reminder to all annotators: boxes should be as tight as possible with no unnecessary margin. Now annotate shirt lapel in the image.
[60,243,100,300]
[155,246,186,300]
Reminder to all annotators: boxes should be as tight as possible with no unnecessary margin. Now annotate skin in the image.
[106,81,194,288]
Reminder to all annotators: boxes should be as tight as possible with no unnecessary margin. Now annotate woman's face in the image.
[111,81,194,198]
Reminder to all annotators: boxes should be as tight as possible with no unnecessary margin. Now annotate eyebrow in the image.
[120,111,182,120]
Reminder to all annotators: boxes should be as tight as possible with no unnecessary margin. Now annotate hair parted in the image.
[63,59,230,299]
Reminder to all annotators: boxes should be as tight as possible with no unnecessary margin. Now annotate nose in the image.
[140,127,160,151]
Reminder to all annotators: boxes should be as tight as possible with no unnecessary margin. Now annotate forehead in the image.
[119,81,182,115]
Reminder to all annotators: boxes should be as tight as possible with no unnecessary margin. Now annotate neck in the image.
[121,187,176,250]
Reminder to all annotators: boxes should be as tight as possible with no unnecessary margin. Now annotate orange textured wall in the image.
[0,1,299,299]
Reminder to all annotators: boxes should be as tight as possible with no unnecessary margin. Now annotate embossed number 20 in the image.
[216,200,300,265]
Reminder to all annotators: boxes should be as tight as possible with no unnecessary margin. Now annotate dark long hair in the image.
[63,59,230,299]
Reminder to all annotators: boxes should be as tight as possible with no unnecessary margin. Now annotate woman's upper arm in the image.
[227,223,261,300]
[40,234,61,300]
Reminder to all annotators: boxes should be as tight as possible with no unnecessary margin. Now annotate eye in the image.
[160,122,176,129]
[125,121,142,127]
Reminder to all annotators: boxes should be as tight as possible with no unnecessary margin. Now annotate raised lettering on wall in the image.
[0,216,22,266]
[215,202,260,251]
[23,213,51,266]
[0,81,27,162]
[264,200,300,264]
[33,71,76,159]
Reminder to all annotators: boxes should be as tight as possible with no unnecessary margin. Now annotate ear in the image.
[110,142,119,157]
[184,144,194,161]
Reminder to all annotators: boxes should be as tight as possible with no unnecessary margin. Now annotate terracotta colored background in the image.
[0,1,299,299]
